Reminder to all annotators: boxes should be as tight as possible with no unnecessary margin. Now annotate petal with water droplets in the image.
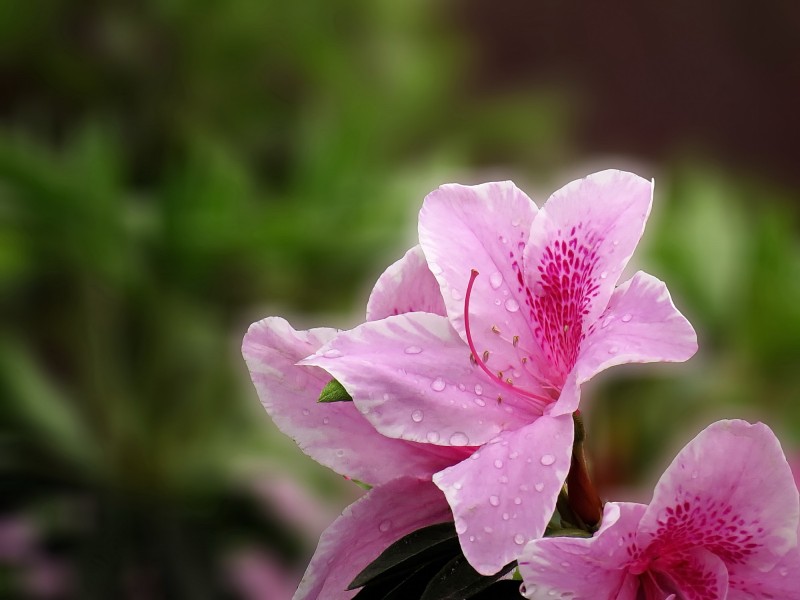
[433,414,574,575]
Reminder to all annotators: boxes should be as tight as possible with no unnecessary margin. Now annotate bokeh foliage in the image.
[1,1,798,598]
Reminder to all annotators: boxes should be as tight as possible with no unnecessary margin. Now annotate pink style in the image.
[518,420,800,599]
[306,170,697,575]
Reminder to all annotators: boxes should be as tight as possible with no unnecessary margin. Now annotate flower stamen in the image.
[464,269,550,403]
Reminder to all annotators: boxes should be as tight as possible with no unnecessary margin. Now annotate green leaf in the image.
[353,555,452,600]
[471,579,525,599]
[348,522,458,590]
[420,554,516,600]
[317,378,353,403]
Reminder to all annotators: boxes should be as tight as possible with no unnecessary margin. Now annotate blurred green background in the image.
[2,1,799,598]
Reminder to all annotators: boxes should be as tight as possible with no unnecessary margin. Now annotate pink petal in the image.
[294,477,451,600]
[638,420,800,573]
[242,317,454,485]
[553,271,697,415]
[726,526,800,599]
[651,547,729,600]
[303,313,540,448]
[433,414,574,575]
[518,502,647,600]
[522,170,653,385]
[366,245,446,321]
[418,181,548,396]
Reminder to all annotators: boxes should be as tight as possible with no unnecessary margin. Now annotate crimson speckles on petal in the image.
[518,420,800,600]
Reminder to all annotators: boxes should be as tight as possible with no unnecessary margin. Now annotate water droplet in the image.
[302,409,310,416]
[514,497,522,505]
[404,345,423,355]
[514,534,525,545]
[431,377,446,391]
[455,519,468,534]
[489,272,503,289]
[779,567,788,577]
[323,417,330,424]
[336,449,345,457]
[458,383,466,391]
[535,482,544,492]
[474,384,483,395]
[426,431,440,443]
[429,262,443,275]
[600,271,608,279]
[323,348,342,358]
[484,526,493,533]
[379,520,391,532]
[411,410,424,423]
[489,495,500,507]
[499,475,509,484]
[474,397,486,407]
[450,432,469,446]
[621,313,632,323]
[453,482,462,490]
[471,451,481,460]
[533,281,546,297]
[469,535,475,542]
[691,470,698,479]
[613,240,619,246]
[540,454,555,466]
[502,512,510,521]
[509,451,519,459]
[601,315,614,328]
[494,459,504,469]
[499,235,508,244]
[504,298,520,312]
[608,346,618,355]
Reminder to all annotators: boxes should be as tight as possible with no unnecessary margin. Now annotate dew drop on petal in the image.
[600,271,608,279]
[514,497,522,505]
[499,475,508,484]
[621,313,632,323]
[540,454,555,466]
[411,410,424,423]
[336,450,345,457]
[379,519,391,532]
[534,482,544,492]
[450,432,469,446]
[302,409,310,416]
[453,482,462,490]
[426,431,440,443]
[429,262,443,275]
[608,346,618,355]
[489,495,500,507]
[514,534,525,545]
[455,519,468,534]
[601,316,614,329]
[502,512,510,521]
[499,235,508,244]
[474,397,486,407]
[431,377,446,391]
[323,417,330,425]
[474,384,483,395]
[489,272,504,289]
[484,526,493,533]
[494,459,503,469]
[404,345,423,355]
[494,298,502,306]
[458,383,466,391]
[504,298,520,312]
[509,451,519,459]
[323,348,342,358]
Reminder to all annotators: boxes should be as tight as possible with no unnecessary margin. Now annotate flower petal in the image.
[522,170,653,384]
[366,245,446,321]
[726,526,800,599]
[518,502,647,600]
[243,317,455,485]
[652,547,729,600]
[294,477,451,600]
[433,414,574,575]
[418,181,547,395]
[303,313,540,448]
[638,420,800,572]
[553,271,697,415]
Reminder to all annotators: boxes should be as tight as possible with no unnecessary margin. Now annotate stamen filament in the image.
[464,269,550,403]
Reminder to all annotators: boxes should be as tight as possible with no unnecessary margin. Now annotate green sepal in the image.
[317,378,353,403]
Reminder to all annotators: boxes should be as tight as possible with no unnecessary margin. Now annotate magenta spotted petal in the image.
[518,420,800,600]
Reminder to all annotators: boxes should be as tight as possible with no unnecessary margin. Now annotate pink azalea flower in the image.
[305,170,697,574]
[242,248,463,599]
[518,420,800,599]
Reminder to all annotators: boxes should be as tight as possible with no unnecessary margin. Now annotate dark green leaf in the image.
[348,522,458,590]
[471,579,524,599]
[353,554,451,600]
[420,555,516,600]
[317,379,353,403]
